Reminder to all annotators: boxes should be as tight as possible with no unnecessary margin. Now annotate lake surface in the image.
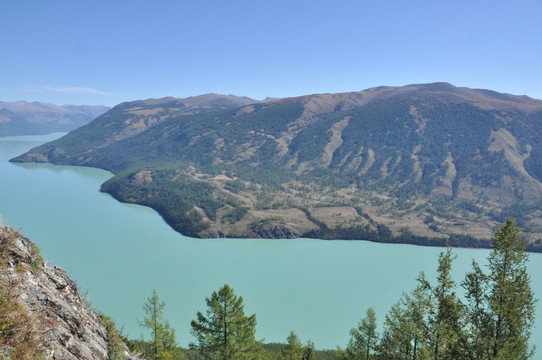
[1,133,541,351]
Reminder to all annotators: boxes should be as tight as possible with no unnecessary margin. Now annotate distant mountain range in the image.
[0,100,109,136]
[12,84,542,251]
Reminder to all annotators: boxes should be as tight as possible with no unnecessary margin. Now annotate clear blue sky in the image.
[1,0,541,106]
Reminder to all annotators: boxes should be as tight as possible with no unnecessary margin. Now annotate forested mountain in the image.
[12,83,542,250]
[0,100,109,136]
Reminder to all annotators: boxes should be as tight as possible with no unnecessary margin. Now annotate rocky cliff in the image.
[0,226,141,360]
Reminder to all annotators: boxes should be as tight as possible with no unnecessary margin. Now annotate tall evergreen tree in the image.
[405,285,432,360]
[340,307,378,360]
[190,284,261,360]
[419,247,466,359]
[281,331,304,360]
[463,217,537,359]
[303,340,316,360]
[138,289,181,360]
[378,287,431,360]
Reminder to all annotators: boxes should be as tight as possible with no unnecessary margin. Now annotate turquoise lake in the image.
[0,133,541,351]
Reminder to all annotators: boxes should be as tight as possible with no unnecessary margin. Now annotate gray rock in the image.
[0,226,143,360]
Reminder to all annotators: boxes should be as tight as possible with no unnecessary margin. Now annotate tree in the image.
[419,247,466,359]
[340,307,378,360]
[378,288,431,360]
[138,289,180,360]
[190,284,261,360]
[463,217,537,359]
[281,331,304,360]
[378,248,466,360]
[303,340,315,360]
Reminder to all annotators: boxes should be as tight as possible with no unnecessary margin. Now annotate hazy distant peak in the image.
[0,100,110,136]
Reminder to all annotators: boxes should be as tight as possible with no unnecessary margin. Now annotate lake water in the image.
[0,133,541,351]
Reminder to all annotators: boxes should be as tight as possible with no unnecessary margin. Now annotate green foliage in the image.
[102,169,221,237]
[281,331,303,360]
[416,102,504,193]
[238,102,304,138]
[224,180,247,194]
[333,101,419,178]
[418,248,466,359]
[99,313,127,360]
[138,289,182,360]
[378,286,431,360]
[288,116,335,163]
[303,223,493,250]
[190,284,262,360]
[337,219,538,359]
[304,340,316,360]
[222,206,249,224]
[340,308,378,360]
[28,241,44,274]
[462,218,537,359]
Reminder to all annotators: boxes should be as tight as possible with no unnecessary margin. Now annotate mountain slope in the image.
[0,226,141,359]
[13,84,542,249]
[13,93,260,165]
[0,100,109,136]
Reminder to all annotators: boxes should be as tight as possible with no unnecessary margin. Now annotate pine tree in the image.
[419,247,466,359]
[138,289,181,360]
[378,287,431,360]
[463,217,537,359]
[340,307,378,360]
[303,340,315,360]
[190,284,261,360]
[281,331,304,360]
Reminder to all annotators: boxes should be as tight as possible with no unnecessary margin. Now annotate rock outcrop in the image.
[0,226,142,360]
[253,223,300,239]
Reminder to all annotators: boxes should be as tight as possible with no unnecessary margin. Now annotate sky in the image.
[1,0,541,106]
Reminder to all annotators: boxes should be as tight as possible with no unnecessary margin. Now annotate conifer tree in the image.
[463,217,537,359]
[378,287,431,360]
[190,284,261,360]
[138,289,181,360]
[303,340,315,360]
[340,307,378,360]
[281,331,304,360]
[419,247,466,359]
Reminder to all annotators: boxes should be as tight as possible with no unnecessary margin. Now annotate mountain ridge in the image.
[0,100,110,136]
[12,84,542,250]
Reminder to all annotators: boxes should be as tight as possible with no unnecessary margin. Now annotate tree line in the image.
[125,218,536,360]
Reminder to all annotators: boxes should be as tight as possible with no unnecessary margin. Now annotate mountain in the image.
[0,226,141,359]
[12,84,542,250]
[0,100,109,136]
[9,93,259,154]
